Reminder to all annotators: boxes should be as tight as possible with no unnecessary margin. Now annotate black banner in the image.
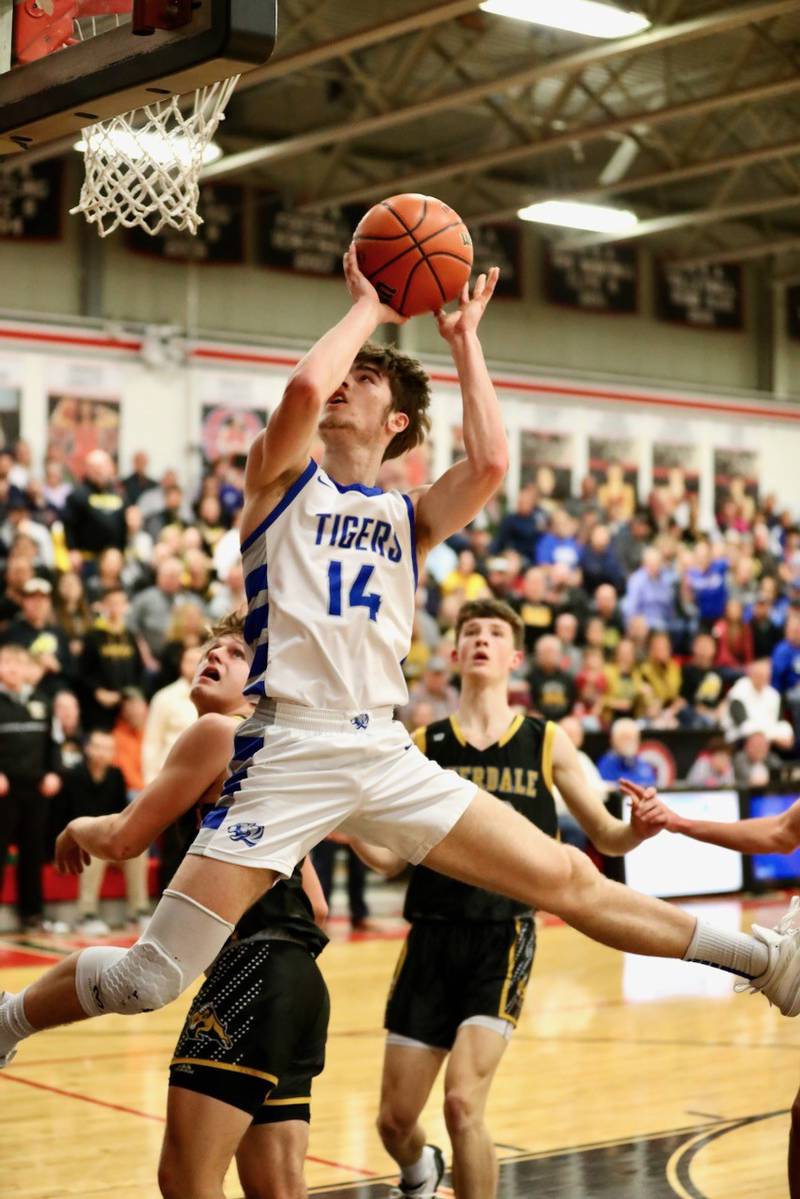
[0,160,62,240]
[583,727,716,787]
[787,284,800,342]
[256,193,363,275]
[471,222,522,297]
[656,262,742,330]
[544,242,637,313]
[126,184,245,263]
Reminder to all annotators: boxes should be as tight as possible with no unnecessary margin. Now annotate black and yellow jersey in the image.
[403,713,558,923]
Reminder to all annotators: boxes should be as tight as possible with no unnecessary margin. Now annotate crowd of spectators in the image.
[2,434,800,929]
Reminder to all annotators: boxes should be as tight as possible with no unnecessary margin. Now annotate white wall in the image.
[0,210,783,397]
[3,318,800,521]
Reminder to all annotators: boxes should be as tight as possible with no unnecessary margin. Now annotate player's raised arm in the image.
[622,780,800,854]
[244,245,406,500]
[54,715,234,873]
[412,269,507,552]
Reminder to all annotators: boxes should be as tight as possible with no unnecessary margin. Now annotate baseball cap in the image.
[426,656,448,672]
[23,577,52,596]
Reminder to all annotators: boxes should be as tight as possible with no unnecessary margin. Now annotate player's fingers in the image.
[460,281,470,305]
[484,266,500,298]
[473,272,487,298]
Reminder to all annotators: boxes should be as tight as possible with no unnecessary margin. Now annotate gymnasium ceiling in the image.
[191,0,800,273]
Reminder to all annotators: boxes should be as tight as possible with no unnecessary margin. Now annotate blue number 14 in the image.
[327,560,381,622]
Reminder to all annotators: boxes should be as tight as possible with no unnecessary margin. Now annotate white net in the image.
[70,75,239,238]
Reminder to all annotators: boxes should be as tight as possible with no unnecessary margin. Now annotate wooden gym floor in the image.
[1,894,798,1199]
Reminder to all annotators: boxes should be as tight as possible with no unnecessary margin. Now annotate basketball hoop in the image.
[71,75,238,237]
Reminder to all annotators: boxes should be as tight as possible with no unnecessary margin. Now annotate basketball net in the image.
[71,75,239,238]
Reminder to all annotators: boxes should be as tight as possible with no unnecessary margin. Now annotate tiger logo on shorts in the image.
[228,821,265,846]
[189,1003,233,1049]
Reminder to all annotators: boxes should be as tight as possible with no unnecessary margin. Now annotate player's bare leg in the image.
[443,1024,508,1199]
[424,792,783,999]
[158,1087,252,1199]
[377,1041,446,1186]
[236,1120,310,1199]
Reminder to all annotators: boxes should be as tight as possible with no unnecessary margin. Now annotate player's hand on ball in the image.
[55,827,91,875]
[434,266,499,342]
[343,244,408,326]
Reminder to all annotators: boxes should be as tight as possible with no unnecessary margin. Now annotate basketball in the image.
[352,193,474,317]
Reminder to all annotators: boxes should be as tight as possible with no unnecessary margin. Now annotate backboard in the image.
[0,0,276,154]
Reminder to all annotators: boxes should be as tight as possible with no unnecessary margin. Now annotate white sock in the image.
[684,920,769,979]
[401,1145,435,1188]
[0,989,34,1055]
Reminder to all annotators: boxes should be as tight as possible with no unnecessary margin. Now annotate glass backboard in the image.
[0,0,276,154]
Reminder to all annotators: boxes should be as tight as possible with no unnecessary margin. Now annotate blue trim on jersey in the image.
[231,732,265,761]
[325,470,384,497]
[221,763,252,799]
[248,641,269,679]
[244,602,269,645]
[402,493,419,590]
[240,459,317,553]
[201,806,227,830]
[243,678,267,698]
[244,563,267,601]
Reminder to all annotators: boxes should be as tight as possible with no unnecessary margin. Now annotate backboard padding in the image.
[0,0,276,153]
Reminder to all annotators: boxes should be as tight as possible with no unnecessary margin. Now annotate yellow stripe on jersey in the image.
[542,721,556,793]
[497,714,524,748]
[448,714,467,747]
[411,725,427,755]
[263,1095,311,1106]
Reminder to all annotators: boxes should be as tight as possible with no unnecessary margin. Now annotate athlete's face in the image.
[191,635,250,713]
[456,617,522,683]
[318,363,406,449]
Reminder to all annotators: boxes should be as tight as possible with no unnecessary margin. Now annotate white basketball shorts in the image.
[188,699,477,876]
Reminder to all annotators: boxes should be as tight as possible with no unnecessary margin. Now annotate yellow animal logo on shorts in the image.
[189,1003,233,1049]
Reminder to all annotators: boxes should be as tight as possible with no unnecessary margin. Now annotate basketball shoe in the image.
[739,897,800,1016]
[395,1144,445,1198]
[0,994,18,1068]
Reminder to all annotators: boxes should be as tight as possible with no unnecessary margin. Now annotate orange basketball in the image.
[352,193,473,317]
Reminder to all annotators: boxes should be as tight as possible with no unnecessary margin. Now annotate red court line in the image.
[0,1071,165,1121]
[0,948,63,967]
[0,1069,380,1179]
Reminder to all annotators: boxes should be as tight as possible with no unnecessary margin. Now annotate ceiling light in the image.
[74,129,223,167]
[480,0,651,39]
[518,199,638,233]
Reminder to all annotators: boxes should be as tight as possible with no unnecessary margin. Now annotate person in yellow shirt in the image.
[638,630,684,721]
[602,638,645,725]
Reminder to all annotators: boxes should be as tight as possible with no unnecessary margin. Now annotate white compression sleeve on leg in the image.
[75,889,234,1017]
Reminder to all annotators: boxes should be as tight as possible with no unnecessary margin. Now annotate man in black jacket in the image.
[80,586,143,731]
[58,729,142,935]
[62,450,127,571]
[0,644,62,929]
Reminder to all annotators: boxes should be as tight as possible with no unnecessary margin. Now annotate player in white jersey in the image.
[4,248,800,1087]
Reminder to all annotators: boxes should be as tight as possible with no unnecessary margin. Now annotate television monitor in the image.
[623,790,743,899]
[746,793,800,887]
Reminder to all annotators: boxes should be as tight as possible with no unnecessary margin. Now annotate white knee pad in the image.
[75,889,234,1017]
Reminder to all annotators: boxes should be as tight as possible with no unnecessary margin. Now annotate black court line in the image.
[306,1111,792,1198]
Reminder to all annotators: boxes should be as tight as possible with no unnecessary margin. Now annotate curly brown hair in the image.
[455,598,524,650]
[203,610,246,649]
[353,342,432,462]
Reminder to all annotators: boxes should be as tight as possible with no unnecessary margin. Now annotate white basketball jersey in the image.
[241,459,418,711]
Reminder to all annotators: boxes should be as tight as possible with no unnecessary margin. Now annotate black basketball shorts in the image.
[169,937,329,1123]
[384,917,536,1051]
